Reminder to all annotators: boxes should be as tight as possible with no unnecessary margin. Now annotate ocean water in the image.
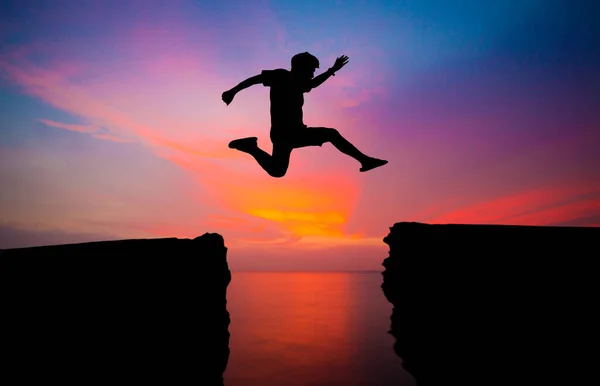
[224,272,416,386]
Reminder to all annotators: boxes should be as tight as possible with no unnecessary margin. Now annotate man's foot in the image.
[228,137,258,152]
[360,157,388,172]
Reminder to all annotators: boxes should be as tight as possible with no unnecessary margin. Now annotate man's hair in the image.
[291,52,319,71]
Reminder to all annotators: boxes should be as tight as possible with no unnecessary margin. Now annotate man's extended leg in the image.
[298,128,388,172]
[228,137,292,178]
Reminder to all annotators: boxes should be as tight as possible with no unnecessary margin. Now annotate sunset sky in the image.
[1,0,599,270]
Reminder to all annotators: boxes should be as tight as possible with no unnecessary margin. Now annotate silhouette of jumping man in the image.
[222,52,388,178]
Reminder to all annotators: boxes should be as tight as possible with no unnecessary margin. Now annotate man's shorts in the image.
[270,126,329,149]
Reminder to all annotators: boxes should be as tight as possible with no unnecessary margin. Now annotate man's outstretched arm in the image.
[222,74,263,105]
[310,55,349,89]
[310,68,336,89]
[231,74,263,93]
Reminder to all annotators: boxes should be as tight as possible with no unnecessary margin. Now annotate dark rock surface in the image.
[1,233,230,385]
[381,222,599,386]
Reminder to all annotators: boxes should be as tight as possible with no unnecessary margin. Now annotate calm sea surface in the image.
[224,272,416,386]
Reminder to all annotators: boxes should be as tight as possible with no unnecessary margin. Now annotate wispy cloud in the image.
[428,184,600,225]
[39,119,133,143]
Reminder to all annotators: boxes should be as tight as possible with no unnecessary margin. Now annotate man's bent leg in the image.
[229,137,292,178]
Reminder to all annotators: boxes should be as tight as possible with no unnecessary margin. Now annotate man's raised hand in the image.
[222,89,236,106]
[331,55,349,73]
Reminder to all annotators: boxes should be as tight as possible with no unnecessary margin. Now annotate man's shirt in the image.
[261,69,312,131]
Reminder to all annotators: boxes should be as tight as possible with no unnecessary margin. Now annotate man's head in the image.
[291,52,319,79]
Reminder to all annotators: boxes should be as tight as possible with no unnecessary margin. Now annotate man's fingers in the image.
[337,55,349,65]
[332,55,349,71]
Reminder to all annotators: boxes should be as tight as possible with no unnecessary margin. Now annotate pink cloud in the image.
[0,46,236,158]
[428,183,600,225]
[508,197,600,226]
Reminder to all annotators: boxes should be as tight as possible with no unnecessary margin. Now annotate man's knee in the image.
[269,169,287,178]
[322,127,340,142]
[268,164,288,178]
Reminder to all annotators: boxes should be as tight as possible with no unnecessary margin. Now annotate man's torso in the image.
[261,69,311,132]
